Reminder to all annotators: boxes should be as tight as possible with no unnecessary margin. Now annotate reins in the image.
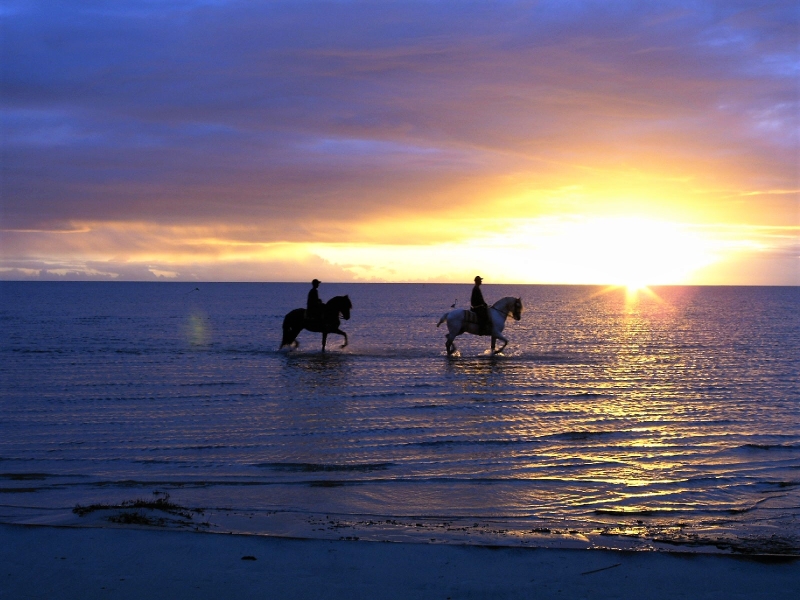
[490,301,516,319]
[490,305,510,318]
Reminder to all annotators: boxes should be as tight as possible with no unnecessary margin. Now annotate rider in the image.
[470,275,490,334]
[307,279,324,321]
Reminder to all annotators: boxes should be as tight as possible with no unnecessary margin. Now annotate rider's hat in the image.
[474,275,483,283]
[312,279,321,286]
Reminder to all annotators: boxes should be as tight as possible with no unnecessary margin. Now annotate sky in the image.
[1,0,798,285]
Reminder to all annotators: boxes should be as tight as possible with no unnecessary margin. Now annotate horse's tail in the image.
[436,312,449,327]
[280,319,292,348]
[280,311,299,348]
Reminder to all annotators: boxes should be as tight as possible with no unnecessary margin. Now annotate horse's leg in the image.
[446,317,462,356]
[491,336,497,353]
[330,328,348,348]
[322,332,327,352]
[495,334,508,353]
[446,333,459,356]
[280,324,293,349]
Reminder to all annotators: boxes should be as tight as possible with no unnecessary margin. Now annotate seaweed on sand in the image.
[73,493,209,528]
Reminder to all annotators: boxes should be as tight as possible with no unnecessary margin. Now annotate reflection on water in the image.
[0,283,797,554]
[443,355,519,396]
[283,352,352,387]
[184,310,211,347]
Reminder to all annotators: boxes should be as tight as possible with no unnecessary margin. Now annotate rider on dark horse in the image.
[471,275,490,334]
[306,279,324,322]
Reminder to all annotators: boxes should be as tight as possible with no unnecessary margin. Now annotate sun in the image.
[622,282,661,304]
[624,281,649,294]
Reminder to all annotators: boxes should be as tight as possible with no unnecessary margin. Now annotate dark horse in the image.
[280,295,352,351]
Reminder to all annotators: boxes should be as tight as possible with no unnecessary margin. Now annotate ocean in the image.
[1,282,798,554]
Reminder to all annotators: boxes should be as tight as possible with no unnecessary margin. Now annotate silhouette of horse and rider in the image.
[281,279,352,351]
[438,276,523,355]
[281,276,522,355]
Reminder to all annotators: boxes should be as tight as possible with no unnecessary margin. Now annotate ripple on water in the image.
[1,283,798,553]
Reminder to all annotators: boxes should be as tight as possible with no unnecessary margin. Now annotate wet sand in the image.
[2,523,797,599]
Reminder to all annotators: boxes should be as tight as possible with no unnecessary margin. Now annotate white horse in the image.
[437,296,523,355]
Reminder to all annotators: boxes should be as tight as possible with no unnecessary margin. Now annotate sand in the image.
[1,524,798,599]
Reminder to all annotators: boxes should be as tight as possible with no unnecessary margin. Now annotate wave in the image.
[178,381,239,388]
[738,443,800,451]
[594,508,682,516]
[254,462,394,473]
[347,391,414,399]
[543,430,624,442]
[0,473,49,481]
[765,481,799,489]
[405,439,537,448]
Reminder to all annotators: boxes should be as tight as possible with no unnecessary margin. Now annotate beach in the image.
[2,523,798,599]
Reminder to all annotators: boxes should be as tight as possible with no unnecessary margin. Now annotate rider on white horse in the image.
[438,290,523,356]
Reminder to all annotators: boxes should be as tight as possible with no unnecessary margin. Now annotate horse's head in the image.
[512,297,523,321]
[331,294,352,320]
[342,295,352,320]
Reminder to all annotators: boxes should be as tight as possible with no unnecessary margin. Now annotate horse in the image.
[280,295,352,351]
[437,296,523,355]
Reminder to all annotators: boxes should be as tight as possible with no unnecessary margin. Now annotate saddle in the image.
[462,309,479,324]
[304,309,323,324]
[464,308,492,335]
[305,309,336,327]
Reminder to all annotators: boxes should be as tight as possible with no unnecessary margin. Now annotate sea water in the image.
[1,282,798,554]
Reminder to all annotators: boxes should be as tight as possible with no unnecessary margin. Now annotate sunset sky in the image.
[1,0,797,285]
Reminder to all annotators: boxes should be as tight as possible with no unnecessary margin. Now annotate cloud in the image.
[3,216,795,285]
[1,1,797,282]
[0,253,354,283]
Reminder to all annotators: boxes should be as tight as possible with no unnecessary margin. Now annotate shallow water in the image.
[1,282,798,553]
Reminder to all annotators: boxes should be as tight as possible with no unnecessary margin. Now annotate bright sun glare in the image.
[485,216,719,286]
[308,215,722,284]
[624,282,648,294]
